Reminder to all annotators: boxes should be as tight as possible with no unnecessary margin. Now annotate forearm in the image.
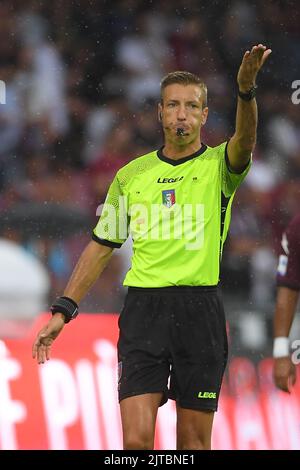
[274,287,299,337]
[234,97,257,152]
[227,97,257,171]
[63,240,113,304]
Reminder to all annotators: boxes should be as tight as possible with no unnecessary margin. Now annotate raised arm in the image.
[32,241,113,364]
[227,44,272,172]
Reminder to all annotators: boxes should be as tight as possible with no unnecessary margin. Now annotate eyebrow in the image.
[166,99,200,104]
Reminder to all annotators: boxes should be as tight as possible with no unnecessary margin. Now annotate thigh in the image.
[120,393,163,450]
[169,290,228,411]
[176,404,215,450]
[117,290,170,404]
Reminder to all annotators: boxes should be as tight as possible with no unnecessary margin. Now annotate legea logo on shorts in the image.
[198,391,216,399]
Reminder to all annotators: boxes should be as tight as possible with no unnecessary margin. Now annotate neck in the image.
[163,137,202,160]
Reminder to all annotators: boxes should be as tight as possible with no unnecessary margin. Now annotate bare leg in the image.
[120,393,163,450]
[176,404,215,450]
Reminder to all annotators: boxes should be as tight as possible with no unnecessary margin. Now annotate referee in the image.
[33,44,271,450]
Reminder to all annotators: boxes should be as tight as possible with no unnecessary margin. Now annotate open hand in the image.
[237,44,272,92]
[32,313,65,364]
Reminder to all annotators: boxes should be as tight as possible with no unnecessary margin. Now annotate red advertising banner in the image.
[1,314,300,450]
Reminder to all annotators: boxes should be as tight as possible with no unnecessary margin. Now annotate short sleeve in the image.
[219,141,252,197]
[92,172,128,248]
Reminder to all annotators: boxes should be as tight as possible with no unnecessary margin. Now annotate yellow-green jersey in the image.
[93,142,251,287]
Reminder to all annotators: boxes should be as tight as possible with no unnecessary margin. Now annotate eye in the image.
[167,102,176,108]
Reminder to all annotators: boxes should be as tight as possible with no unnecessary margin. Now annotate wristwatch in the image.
[51,296,79,323]
[238,85,257,101]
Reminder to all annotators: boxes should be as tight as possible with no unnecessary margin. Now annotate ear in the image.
[201,107,209,126]
[158,103,163,122]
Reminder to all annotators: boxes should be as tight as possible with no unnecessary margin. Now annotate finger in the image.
[244,45,257,58]
[249,44,265,56]
[261,49,272,65]
[41,344,48,364]
[255,46,270,61]
[276,378,290,393]
[251,46,265,61]
[252,44,264,52]
[46,345,51,361]
[291,368,297,386]
[254,44,266,50]
[32,334,44,359]
[38,344,46,364]
[35,337,43,363]
[32,341,38,359]
[274,371,290,392]
[257,47,266,58]
[32,333,41,359]
[243,45,264,63]
[37,345,43,364]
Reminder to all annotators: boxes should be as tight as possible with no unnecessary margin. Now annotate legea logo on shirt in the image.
[157,176,184,183]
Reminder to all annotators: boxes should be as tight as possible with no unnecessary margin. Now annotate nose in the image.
[177,105,187,121]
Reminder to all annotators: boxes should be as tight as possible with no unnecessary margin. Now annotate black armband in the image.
[238,85,257,101]
[50,296,79,323]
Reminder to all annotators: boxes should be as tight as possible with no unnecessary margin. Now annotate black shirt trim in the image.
[220,191,230,245]
[157,144,207,166]
[92,233,122,249]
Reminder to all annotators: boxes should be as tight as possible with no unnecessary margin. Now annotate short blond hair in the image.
[160,71,207,108]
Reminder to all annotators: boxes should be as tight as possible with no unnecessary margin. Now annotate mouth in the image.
[176,127,189,136]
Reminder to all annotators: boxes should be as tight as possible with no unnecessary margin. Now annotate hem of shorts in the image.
[277,281,300,291]
[169,396,218,412]
[119,389,168,404]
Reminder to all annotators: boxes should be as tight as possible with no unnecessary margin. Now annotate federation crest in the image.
[162,189,175,208]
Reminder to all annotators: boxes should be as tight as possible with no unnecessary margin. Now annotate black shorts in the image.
[117,286,228,412]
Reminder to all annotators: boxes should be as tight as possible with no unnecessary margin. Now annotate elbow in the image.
[236,136,256,154]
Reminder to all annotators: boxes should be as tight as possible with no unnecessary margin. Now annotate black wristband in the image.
[238,85,257,101]
[51,296,79,323]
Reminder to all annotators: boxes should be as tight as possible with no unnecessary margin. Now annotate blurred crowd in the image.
[0,0,299,346]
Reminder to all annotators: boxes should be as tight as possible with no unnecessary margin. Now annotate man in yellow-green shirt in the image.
[33,44,271,450]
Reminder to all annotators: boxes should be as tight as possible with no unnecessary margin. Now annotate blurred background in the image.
[0,0,300,449]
